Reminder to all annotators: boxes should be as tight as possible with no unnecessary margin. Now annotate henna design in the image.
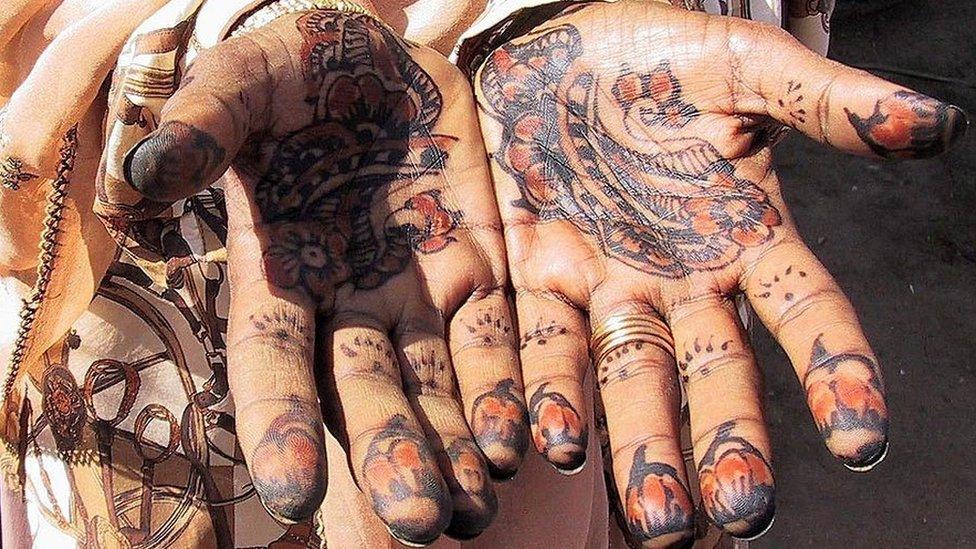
[528,383,587,469]
[612,62,699,130]
[479,25,781,278]
[463,308,515,348]
[624,445,694,542]
[805,335,888,466]
[362,414,451,542]
[249,397,327,522]
[677,336,733,383]
[402,346,449,395]
[697,421,775,537]
[598,341,655,387]
[469,378,529,476]
[443,438,497,538]
[846,91,967,159]
[126,120,226,196]
[777,80,806,128]
[249,308,313,349]
[337,333,397,376]
[752,264,807,302]
[519,321,569,350]
[254,12,461,302]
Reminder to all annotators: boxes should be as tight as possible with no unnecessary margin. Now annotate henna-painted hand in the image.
[475,1,966,546]
[122,10,528,544]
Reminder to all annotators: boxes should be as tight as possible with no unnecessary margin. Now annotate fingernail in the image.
[553,454,586,477]
[123,120,225,202]
[945,105,969,149]
[732,512,776,542]
[444,524,486,541]
[386,524,442,548]
[259,497,302,526]
[487,461,520,482]
[844,439,889,472]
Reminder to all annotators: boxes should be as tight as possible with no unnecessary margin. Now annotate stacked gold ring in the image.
[590,314,674,366]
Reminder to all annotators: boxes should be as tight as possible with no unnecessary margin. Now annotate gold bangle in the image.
[590,314,674,366]
[228,0,379,38]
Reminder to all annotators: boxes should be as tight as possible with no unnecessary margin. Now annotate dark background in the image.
[754,1,976,547]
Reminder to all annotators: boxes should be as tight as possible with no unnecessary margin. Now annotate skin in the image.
[474,1,965,545]
[118,9,528,544]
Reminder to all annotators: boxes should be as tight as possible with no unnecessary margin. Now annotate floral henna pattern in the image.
[805,335,888,467]
[469,378,529,477]
[479,25,782,278]
[249,397,327,522]
[611,61,698,130]
[388,190,462,255]
[697,422,775,537]
[362,414,451,543]
[254,12,461,301]
[624,445,694,543]
[442,438,497,538]
[528,383,587,470]
[845,90,968,159]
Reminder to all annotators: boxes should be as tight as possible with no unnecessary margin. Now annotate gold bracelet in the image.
[228,0,378,38]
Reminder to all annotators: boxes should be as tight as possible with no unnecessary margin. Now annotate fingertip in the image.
[247,399,328,524]
[257,476,326,525]
[731,510,776,541]
[544,435,588,475]
[528,382,590,474]
[469,379,530,480]
[945,105,969,151]
[842,439,889,472]
[844,91,969,159]
[483,449,524,481]
[443,497,496,541]
[383,498,453,547]
[123,120,226,202]
[360,415,453,545]
[441,439,498,540]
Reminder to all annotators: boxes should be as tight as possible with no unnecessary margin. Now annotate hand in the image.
[475,1,966,545]
[121,9,527,544]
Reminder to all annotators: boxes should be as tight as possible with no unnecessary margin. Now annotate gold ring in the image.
[590,314,674,366]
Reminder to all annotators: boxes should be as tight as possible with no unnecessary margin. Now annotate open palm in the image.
[476,1,965,545]
[120,10,528,544]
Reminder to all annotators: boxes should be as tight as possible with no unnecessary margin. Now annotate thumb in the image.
[733,21,968,159]
[123,36,271,202]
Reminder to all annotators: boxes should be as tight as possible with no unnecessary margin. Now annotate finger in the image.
[0,0,171,182]
[513,290,589,473]
[742,239,889,469]
[395,315,498,540]
[323,319,453,546]
[449,290,530,479]
[224,171,326,524]
[669,297,775,539]
[733,20,968,158]
[591,301,694,548]
[122,34,273,202]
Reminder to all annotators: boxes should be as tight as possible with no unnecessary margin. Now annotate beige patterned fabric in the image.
[0,1,832,547]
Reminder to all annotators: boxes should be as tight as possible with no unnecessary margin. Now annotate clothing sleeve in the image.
[94,0,267,288]
[452,0,831,77]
